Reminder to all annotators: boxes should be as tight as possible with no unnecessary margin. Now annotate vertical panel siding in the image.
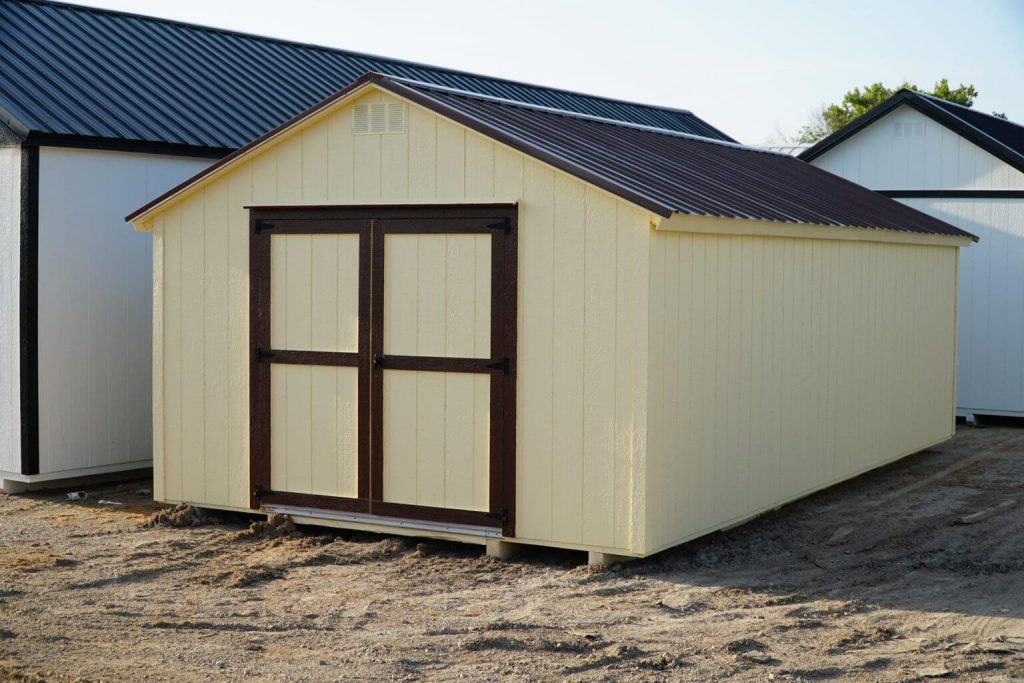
[810,106,1024,417]
[899,198,1024,415]
[270,234,360,353]
[645,231,958,554]
[382,370,489,511]
[383,234,490,358]
[155,88,650,553]
[35,148,210,477]
[270,364,359,498]
[0,147,20,475]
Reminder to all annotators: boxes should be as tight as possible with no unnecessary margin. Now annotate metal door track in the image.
[262,504,503,538]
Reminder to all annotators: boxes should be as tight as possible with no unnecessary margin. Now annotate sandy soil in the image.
[1,424,1023,682]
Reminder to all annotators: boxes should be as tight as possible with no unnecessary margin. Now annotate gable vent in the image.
[354,103,406,134]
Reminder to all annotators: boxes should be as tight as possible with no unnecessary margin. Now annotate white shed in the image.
[128,73,973,563]
[0,130,211,490]
[801,90,1024,421]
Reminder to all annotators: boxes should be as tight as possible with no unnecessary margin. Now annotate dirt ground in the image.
[1,425,1023,682]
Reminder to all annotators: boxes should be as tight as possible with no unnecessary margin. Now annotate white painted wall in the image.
[0,146,20,475]
[813,105,1024,191]
[901,198,1024,416]
[812,105,1024,416]
[36,148,211,476]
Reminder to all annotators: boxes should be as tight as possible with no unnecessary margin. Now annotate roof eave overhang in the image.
[0,104,29,140]
[659,212,976,247]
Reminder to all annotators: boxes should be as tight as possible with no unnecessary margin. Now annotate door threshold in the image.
[262,504,503,539]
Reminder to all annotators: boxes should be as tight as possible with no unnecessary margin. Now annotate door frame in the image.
[248,204,518,537]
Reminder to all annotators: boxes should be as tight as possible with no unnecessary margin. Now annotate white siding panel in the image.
[36,148,210,476]
[901,198,1024,415]
[814,105,1024,191]
[0,147,20,475]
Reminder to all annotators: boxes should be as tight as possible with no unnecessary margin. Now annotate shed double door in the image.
[249,205,516,535]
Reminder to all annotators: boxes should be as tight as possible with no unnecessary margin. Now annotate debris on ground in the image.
[954,499,1017,525]
[141,503,219,528]
[233,513,302,541]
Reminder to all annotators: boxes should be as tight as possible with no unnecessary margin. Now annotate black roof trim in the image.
[23,132,231,158]
[799,89,1024,174]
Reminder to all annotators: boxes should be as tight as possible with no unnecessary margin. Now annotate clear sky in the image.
[64,0,1024,145]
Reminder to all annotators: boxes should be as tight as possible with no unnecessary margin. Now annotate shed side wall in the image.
[0,146,20,475]
[899,198,1024,416]
[645,231,958,554]
[36,148,211,475]
[810,105,1024,417]
[153,90,651,553]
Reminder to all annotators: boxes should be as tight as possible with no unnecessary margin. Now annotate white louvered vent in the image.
[353,102,406,134]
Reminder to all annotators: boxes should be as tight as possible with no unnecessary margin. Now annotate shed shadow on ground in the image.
[622,423,1024,624]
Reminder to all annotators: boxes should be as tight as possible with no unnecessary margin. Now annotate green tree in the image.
[796,79,979,144]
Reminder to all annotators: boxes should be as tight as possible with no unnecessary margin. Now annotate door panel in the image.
[383,234,491,358]
[382,370,490,511]
[270,364,359,498]
[270,233,361,353]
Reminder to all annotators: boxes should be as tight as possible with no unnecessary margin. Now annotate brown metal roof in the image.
[128,73,977,241]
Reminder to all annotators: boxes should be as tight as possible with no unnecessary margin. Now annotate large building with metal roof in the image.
[800,89,1024,422]
[0,0,734,489]
[127,72,973,562]
[0,0,732,152]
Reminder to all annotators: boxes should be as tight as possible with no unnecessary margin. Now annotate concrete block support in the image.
[587,551,635,567]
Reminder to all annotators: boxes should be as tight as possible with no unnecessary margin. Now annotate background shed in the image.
[801,90,1024,421]
[129,74,972,562]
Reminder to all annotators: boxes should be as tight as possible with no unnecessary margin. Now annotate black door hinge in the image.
[488,217,511,234]
[252,484,268,499]
[372,353,383,367]
[255,347,275,363]
[253,219,265,235]
[486,357,510,374]
[486,508,508,524]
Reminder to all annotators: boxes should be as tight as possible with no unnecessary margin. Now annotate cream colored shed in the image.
[127,73,975,563]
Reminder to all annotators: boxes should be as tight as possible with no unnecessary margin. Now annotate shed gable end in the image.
[813,105,1024,192]
[149,84,653,554]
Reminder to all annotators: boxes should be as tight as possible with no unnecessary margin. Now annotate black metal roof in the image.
[128,73,976,241]
[800,89,1024,175]
[0,0,733,154]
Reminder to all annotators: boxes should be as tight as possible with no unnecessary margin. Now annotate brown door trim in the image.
[248,214,372,510]
[249,204,517,537]
[368,207,518,536]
